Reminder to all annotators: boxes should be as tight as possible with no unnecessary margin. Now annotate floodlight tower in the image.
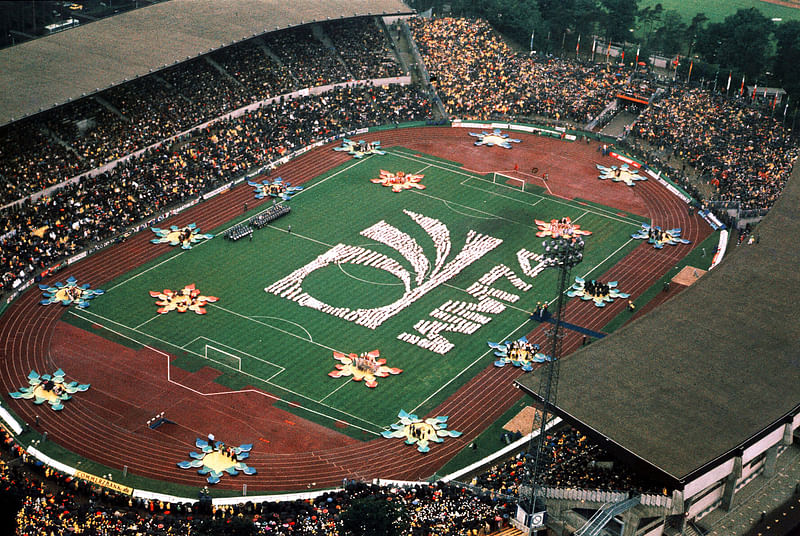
[519,233,585,533]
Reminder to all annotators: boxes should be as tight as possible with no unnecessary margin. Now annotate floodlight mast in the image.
[521,233,584,532]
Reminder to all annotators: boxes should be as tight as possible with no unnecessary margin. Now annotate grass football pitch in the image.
[65,147,642,439]
[638,0,800,23]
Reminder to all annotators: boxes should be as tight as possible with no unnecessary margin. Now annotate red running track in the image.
[0,127,710,492]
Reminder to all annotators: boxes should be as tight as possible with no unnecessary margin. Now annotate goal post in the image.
[204,344,242,372]
[493,171,526,191]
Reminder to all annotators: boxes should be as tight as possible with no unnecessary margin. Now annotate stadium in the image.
[0,1,798,535]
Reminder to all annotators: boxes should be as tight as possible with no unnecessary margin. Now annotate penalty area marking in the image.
[69,308,384,434]
[207,303,335,351]
[385,148,640,227]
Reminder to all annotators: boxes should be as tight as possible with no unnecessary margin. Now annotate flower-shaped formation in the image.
[381,410,462,453]
[567,277,630,307]
[631,223,691,249]
[150,223,213,249]
[370,170,426,193]
[8,369,90,411]
[177,438,256,485]
[488,336,551,372]
[534,217,593,239]
[247,177,303,201]
[328,350,402,388]
[596,163,646,186]
[469,129,521,148]
[333,138,386,159]
[39,276,104,308]
[149,284,218,314]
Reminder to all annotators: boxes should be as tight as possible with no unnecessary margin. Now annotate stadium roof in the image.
[0,0,412,127]
[516,165,800,485]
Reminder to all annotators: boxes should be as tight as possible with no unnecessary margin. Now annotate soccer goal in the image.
[204,344,242,372]
[493,171,527,191]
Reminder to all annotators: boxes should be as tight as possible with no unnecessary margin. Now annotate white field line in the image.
[207,304,332,350]
[105,251,186,292]
[410,316,532,414]
[70,308,384,433]
[134,314,163,330]
[387,148,640,226]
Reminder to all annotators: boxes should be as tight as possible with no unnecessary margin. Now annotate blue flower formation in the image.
[39,276,104,307]
[9,369,90,411]
[177,438,256,485]
[247,177,303,200]
[631,223,691,249]
[488,336,552,372]
[469,129,521,149]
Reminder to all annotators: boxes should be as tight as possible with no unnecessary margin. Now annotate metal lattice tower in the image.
[520,234,585,530]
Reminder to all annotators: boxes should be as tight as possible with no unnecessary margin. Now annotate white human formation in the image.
[265,210,502,330]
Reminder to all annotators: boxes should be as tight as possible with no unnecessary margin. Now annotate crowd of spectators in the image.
[263,27,351,89]
[472,426,662,498]
[0,83,433,297]
[408,17,629,124]
[633,88,798,212]
[324,18,404,81]
[1,427,510,535]
[0,17,403,204]
[0,422,667,534]
[409,16,798,216]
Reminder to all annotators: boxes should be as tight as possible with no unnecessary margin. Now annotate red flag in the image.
[739,75,745,97]
[635,46,640,66]
[752,84,758,101]
[687,61,693,83]
[576,34,581,54]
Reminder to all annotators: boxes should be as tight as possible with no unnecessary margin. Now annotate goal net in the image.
[204,345,242,372]
[493,171,527,191]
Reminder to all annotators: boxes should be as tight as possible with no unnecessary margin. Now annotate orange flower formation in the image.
[149,284,218,315]
[370,170,426,192]
[328,350,402,388]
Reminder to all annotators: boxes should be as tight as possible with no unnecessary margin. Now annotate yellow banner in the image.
[75,470,133,496]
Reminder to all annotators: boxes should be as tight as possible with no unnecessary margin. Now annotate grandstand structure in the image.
[516,163,800,533]
[0,0,412,126]
[0,4,798,536]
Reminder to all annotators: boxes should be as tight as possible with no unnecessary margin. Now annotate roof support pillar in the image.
[720,455,743,511]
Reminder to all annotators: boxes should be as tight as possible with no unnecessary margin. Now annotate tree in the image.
[773,20,800,101]
[599,0,639,42]
[637,3,663,48]
[340,495,410,536]
[694,8,773,79]
[685,12,708,56]
[650,10,686,55]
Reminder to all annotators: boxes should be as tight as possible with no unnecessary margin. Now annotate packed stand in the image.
[471,426,663,497]
[324,18,404,80]
[210,38,298,100]
[0,83,433,297]
[0,18,402,205]
[160,56,256,118]
[1,427,511,535]
[634,88,799,212]
[99,76,207,146]
[0,120,83,202]
[264,27,351,88]
[408,17,627,124]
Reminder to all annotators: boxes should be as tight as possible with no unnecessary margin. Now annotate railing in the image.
[575,496,640,536]
[1,75,412,211]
